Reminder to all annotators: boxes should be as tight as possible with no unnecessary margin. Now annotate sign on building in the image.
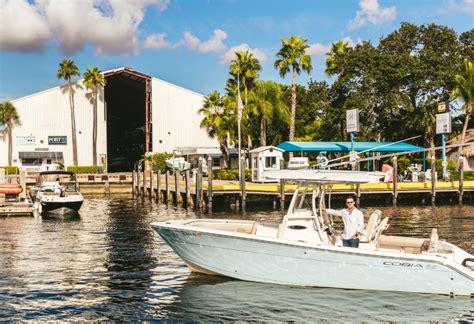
[48,136,67,145]
[16,135,36,145]
[436,112,452,134]
[346,109,359,133]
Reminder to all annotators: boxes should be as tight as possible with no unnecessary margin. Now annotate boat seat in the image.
[377,235,426,254]
[359,211,380,243]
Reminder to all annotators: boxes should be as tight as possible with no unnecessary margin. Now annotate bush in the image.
[67,166,103,173]
[212,168,251,182]
[0,166,19,174]
[452,171,474,181]
[145,152,173,173]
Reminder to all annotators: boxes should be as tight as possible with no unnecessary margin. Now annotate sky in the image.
[0,0,473,101]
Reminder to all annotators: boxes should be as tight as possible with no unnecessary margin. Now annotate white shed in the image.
[250,146,284,182]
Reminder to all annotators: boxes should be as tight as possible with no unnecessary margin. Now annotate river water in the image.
[0,197,473,322]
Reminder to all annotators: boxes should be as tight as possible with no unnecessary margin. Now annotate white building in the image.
[0,67,217,171]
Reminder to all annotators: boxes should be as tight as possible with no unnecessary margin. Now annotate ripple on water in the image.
[0,197,472,321]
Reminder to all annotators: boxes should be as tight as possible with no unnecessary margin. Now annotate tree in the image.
[229,50,262,106]
[246,81,289,146]
[274,35,312,145]
[83,67,106,166]
[0,101,21,166]
[325,40,351,76]
[451,59,474,154]
[57,59,81,166]
[199,91,236,168]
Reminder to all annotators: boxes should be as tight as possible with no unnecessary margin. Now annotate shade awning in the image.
[19,151,64,159]
[277,141,424,153]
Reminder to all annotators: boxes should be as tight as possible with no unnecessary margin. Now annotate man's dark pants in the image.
[343,238,360,248]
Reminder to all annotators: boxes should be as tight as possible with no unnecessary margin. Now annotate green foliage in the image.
[452,171,474,181]
[0,166,19,174]
[57,162,65,171]
[212,169,251,182]
[67,166,103,173]
[145,152,173,173]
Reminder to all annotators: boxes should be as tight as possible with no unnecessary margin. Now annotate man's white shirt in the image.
[326,208,364,240]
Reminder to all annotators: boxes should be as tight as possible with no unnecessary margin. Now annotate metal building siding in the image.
[151,78,217,153]
[3,82,106,167]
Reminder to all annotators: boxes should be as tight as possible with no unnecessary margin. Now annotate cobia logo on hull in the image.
[383,261,423,268]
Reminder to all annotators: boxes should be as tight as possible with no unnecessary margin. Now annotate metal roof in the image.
[277,141,424,152]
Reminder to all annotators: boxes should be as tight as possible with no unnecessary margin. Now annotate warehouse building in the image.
[0,67,217,172]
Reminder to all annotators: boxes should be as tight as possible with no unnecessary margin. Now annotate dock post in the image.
[459,156,464,203]
[144,161,149,197]
[174,170,181,204]
[197,158,204,209]
[280,179,285,210]
[150,167,154,199]
[19,170,26,201]
[157,172,162,202]
[165,170,171,203]
[185,169,193,208]
[431,156,436,204]
[392,156,398,203]
[356,184,361,206]
[240,157,246,210]
[132,169,136,195]
[207,157,213,211]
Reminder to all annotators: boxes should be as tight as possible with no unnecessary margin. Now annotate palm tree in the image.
[199,91,236,168]
[247,81,289,146]
[274,35,312,144]
[83,67,106,166]
[451,59,474,156]
[56,59,80,166]
[325,40,350,76]
[229,50,261,105]
[0,101,21,166]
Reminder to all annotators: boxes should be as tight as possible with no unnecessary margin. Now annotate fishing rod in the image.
[324,142,473,169]
[314,135,422,167]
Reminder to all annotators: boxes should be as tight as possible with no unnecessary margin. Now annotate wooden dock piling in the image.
[240,157,246,210]
[157,172,162,201]
[185,170,193,208]
[150,168,155,199]
[431,156,436,203]
[165,171,171,203]
[280,179,285,210]
[174,171,181,204]
[142,162,147,196]
[207,157,213,211]
[392,156,398,203]
[459,156,464,203]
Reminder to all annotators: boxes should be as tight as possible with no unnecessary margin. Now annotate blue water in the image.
[0,197,472,322]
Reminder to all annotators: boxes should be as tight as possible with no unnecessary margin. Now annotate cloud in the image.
[143,33,171,49]
[182,29,227,53]
[444,0,474,14]
[220,44,268,64]
[0,0,167,55]
[348,0,396,30]
[307,37,355,57]
[0,0,50,52]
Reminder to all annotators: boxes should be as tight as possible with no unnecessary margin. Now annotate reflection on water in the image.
[0,197,473,321]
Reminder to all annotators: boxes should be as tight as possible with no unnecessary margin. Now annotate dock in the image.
[0,202,34,217]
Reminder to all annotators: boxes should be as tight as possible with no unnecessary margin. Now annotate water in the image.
[0,197,473,322]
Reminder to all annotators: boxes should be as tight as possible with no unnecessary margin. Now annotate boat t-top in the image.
[33,171,84,214]
[151,169,474,296]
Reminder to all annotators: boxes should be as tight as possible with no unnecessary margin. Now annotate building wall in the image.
[151,78,216,153]
[0,82,107,167]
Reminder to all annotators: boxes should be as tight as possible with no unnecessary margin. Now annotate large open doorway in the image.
[104,69,151,172]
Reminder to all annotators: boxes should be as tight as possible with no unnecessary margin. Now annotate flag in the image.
[237,89,244,123]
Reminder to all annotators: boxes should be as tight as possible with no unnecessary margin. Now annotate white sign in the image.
[346,109,359,133]
[16,135,36,145]
[436,112,452,134]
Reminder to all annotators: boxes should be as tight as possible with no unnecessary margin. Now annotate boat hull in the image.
[152,223,474,296]
[40,200,83,213]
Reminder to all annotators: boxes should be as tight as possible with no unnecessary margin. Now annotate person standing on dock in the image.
[324,195,364,248]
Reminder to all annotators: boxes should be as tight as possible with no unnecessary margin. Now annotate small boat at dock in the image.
[152,170,474,296]
[33,171,84,214]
